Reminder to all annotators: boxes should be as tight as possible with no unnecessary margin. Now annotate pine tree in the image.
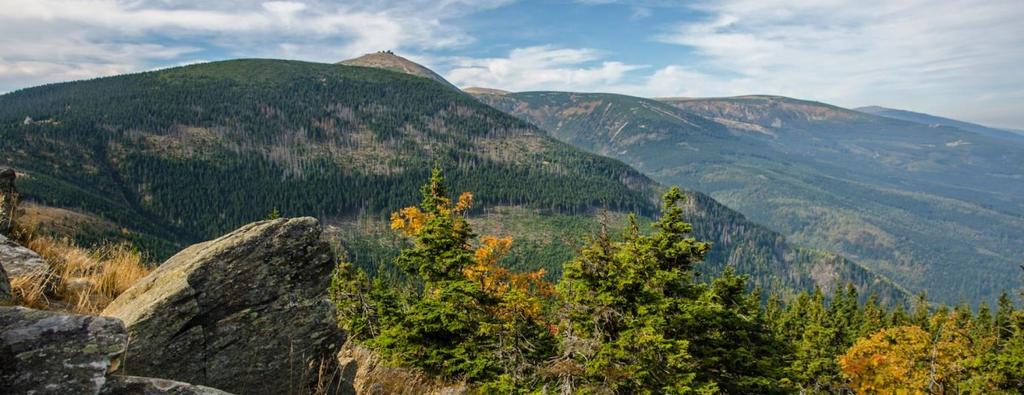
[556,187,713,394]
[373,169,498,379]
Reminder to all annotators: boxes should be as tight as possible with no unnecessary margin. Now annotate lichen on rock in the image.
[103,217,344,394]
[0,306,126,394]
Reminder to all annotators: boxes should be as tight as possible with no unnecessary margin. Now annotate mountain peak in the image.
[339,51,457,90]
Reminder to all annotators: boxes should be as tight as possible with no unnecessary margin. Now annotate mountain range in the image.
[471,90,1024,305]
[855,105,1024,143]
[0,56,904,303]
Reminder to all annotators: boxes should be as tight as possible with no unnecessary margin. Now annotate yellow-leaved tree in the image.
[345,169,556,388]
[840,311,974,394]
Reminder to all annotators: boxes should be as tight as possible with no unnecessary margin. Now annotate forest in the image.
[0,59,903,303]
[331,170,1024,393]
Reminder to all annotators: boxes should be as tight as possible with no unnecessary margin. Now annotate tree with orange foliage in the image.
[840,312,974,394]
[841,325,934,393]
[336,168,556,388]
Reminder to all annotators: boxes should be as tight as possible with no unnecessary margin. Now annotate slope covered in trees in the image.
[0,59,902,302]
[333,173,1024,393]
[472,90,1024,305]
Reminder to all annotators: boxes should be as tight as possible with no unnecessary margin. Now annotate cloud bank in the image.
[0,0,507,91]
[1,0,1022,128]
[445,0,1024,128]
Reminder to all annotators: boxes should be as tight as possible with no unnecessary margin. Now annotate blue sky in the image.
[2,0,1023,129]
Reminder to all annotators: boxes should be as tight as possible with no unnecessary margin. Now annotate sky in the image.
[2,0,1023,129]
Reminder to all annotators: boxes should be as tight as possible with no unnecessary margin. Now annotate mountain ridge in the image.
[0,58,906,303]
[473,89,1024,305]
[855,105,1024,143]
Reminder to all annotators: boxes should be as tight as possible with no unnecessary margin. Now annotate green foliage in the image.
[556,190,706,393]
[0,59,907,307]
[332,171,555,387]
[0,59,656,260]
[335,175,1024,393]
[555,187,789,394]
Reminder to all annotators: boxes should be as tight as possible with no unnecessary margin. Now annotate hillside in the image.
[855,105,1024,143]
[0,59,906,302]
[473,91,1024,305]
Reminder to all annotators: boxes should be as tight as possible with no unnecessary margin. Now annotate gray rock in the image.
[1,262,10,301]
[102,217,344,395]
[0,306,126,394]
[0,168,17,235]
[101,376,234,395]
[0,233,49,277]
[335,341,463,395]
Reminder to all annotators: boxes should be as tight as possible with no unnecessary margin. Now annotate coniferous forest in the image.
[0,59,904,304]
[2,3,1023,394]
[332,171,1024,393]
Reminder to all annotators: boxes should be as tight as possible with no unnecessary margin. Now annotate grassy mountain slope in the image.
[855,105,1024,143]
[0,60,904,302]
[474,91,1024,305]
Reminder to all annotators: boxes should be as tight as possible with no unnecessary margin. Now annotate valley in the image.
[472,91,1024,305]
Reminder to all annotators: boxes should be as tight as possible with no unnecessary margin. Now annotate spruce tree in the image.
[557,187,713,394]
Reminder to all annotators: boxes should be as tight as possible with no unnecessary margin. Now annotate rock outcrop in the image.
[1,262,10,301]
[1,306,233,394]
[0,168,17,235]
[336,342,466,395]
[102,217,343,394]
[0,233,49,277]
[0,306,127,394]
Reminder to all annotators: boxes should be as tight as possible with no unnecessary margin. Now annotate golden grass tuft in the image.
[7,228,151,314]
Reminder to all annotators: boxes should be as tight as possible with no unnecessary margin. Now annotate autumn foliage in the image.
[332,169,556,387]
[330,169,1024,393]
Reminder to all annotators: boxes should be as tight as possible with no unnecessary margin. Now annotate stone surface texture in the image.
[102,217,343,394]
[0,306,126,394]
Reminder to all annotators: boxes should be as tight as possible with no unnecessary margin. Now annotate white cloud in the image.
[442,45,764,100]
[0,0,511,92]
[653,0,1024,127]
[446,46,645,92]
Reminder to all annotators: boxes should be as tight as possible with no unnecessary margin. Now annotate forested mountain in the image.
[855,105,1024,143]
[0,59,904,302]
[472,91,1024,305]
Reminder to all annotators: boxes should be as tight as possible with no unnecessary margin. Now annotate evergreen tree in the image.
[333,169,555,387]
[556,188,713,394]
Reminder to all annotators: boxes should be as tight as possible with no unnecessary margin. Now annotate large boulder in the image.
[0,233,49,277]
[0,306,126,394]
[1,306,231,394]
[102,217,344,394]
[0,168,17,235]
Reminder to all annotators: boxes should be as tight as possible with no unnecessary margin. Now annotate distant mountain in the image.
[473,91,1024,305]
[0,59,904,303]
[855,105,1024,143]
[463,87,510,96]
[339,51,459,90]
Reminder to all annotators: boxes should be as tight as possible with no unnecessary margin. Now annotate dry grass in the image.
[8,227,151,314]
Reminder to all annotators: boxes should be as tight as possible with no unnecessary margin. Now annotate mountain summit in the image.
[339,51,458,90]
